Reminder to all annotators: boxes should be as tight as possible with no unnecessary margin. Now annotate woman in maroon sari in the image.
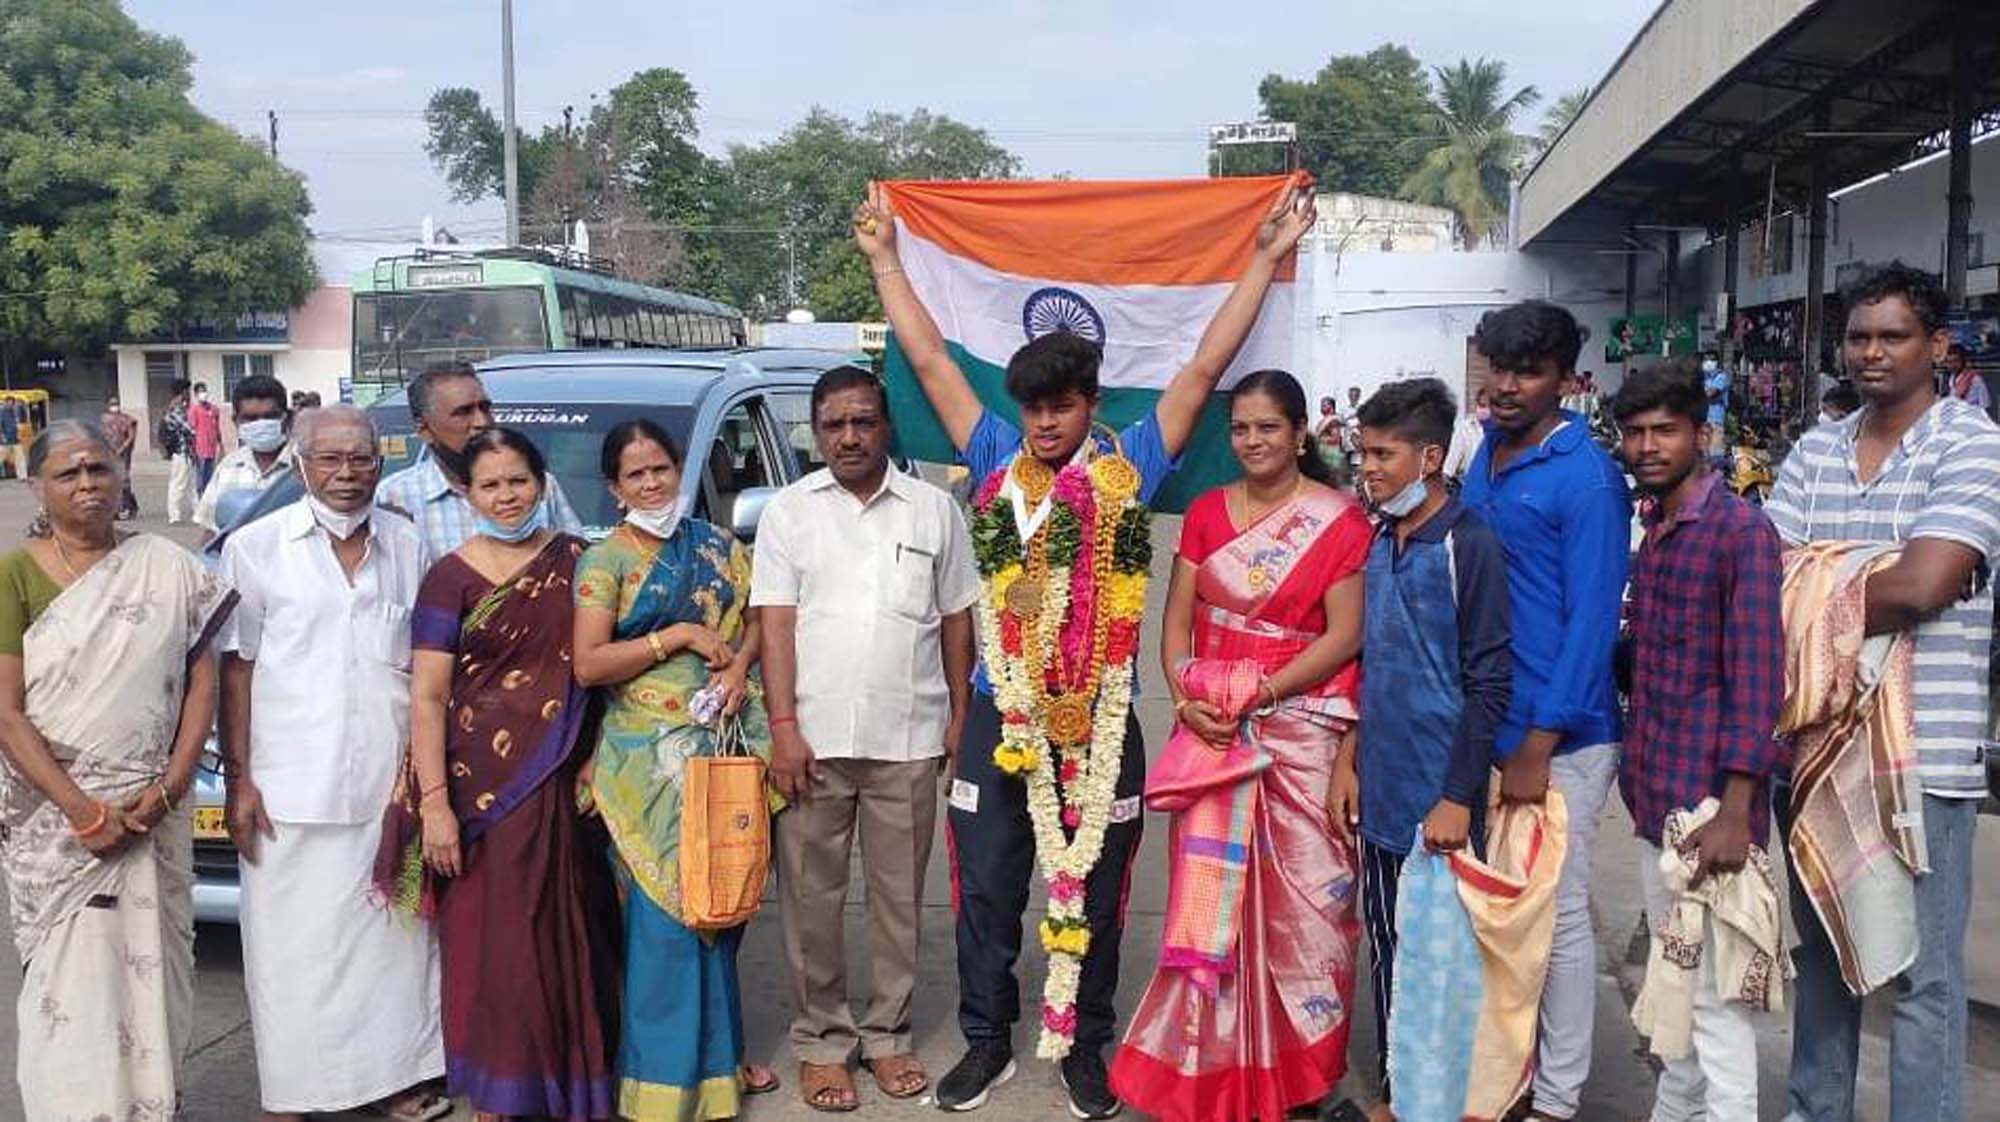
[1110,370,1371,1122]
[376,427,619,1121]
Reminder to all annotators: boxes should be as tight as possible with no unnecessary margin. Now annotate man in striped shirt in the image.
[1765,263,2000,1122]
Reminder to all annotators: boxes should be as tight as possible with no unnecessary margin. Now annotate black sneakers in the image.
[935,1039,1017,1112]
[1058,1048,1122,1120]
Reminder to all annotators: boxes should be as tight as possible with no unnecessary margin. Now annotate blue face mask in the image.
[474,497,549,544]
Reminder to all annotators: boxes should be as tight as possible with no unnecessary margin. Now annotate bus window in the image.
[558,286,580,345]
[352,288,549,388]
[621,300,642,347]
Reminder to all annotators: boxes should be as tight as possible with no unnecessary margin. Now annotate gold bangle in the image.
[156,779,176,812]
[873,266,905,279]
[644,630,668,662]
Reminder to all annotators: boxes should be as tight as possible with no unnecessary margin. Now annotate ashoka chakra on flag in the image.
[1022,287,1107,344]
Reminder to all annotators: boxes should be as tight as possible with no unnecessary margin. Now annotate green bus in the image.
[350,249,747,404]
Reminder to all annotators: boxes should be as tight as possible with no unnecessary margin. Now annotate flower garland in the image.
[970,443,1152,1058]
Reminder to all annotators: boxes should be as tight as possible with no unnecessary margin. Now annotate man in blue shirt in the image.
[1459,300,1631,1122]
[1335,377,1512,1119]
[854,182,1315,1119]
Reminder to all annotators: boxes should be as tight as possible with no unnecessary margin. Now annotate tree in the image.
[1398,58,1539,249]
[804,241,879,323]
[0,0,317,361]
[1220,45,1432,195]
[421,72,1019,318]
[423,70,708,284]
[1535,87,1590,153]
[694,107,1019,318]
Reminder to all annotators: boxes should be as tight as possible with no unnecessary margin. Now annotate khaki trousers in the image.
[776,756,939,1065]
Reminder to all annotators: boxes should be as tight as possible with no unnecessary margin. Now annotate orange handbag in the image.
[679,714,771,930]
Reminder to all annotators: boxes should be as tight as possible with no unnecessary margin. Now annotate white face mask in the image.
[239,418,287,453]
[624,496,686,541]
[1370,475,1431,519]
[303,482,371,540]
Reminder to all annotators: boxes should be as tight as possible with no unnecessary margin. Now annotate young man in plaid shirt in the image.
[1611,359,1784,1122]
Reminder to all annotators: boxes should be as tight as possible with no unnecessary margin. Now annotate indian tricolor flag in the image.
[880,175,1309,513]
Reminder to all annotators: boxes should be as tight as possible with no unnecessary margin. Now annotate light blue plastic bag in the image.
[1387,837,1484,1122]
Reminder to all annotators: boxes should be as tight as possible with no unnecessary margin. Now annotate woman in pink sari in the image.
[1111,369,1371,1122]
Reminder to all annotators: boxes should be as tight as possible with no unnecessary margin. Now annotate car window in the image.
[702,397,779,532]
[768,392,823,475]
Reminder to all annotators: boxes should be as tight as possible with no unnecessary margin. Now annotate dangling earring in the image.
[27,507,50,539]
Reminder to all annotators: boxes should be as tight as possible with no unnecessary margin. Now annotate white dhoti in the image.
[240,817,443,1112]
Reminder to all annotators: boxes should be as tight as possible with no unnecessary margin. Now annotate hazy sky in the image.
[123,0,1660,239]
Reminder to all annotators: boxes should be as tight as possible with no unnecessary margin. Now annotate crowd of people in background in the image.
[0,192,1995,1122]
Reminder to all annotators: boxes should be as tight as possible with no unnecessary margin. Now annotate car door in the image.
[696,392,786,538]
[766,388,825,479]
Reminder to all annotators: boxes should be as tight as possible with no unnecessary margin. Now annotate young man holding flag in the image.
[852,179,1314,1118]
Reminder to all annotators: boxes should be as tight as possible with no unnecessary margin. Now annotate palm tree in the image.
[1399,59,1540,249]
[1536,87,1591,153]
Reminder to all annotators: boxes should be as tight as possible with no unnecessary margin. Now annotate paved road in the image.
[0,464,1995,1120]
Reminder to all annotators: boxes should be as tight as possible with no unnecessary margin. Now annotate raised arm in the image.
[854,183,983,450]
[1153,184,1318,456]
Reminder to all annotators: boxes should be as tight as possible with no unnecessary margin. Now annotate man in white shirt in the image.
[219,405,446,1122]
[754,366,978,1111]
[195,374,295,534]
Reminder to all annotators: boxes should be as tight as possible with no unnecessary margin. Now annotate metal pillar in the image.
[1664,230,1681,355]
[1946,30,1973,308]
[1624,225,1639,378]
[501,0,521,248]
[1803,111,1830,426]
[1722,162,1741,369]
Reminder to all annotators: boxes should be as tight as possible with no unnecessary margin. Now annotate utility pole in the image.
[267,110,277,158]
[501,0,521,247]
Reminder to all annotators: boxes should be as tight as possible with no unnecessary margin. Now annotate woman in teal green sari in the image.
[572,419,776,1121]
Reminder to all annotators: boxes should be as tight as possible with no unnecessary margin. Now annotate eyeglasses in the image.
[304,452,380,473]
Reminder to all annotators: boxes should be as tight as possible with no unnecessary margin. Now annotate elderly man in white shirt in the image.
[218,405,446,1122]
[755,366,978,1112]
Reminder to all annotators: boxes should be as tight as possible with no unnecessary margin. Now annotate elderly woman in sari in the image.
[0,421,233,1119]
[372,427,619,1121]
[1109,370,1371,1122]
[572,419,777,1121]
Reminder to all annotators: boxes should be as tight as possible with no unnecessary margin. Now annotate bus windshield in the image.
[353,288,549,388]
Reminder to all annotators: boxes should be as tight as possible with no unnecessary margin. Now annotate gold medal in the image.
[1012,454,1055,507]
[1004,575,1045,617]
[1044,693,1093,747]
[1088,455,1141,502]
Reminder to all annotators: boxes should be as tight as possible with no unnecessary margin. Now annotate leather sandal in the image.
[799,1061,859,1113]
[863,1053,930,1099]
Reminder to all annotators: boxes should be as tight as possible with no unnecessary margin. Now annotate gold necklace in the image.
[50,532,108,581]
[1235,473,1303,527]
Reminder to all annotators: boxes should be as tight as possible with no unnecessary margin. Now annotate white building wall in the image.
[1299,239,1652,409]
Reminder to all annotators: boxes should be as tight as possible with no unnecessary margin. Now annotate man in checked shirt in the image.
[1611,358,1785,1122]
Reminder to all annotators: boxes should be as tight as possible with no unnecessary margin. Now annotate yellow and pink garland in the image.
[969,446,1152,1058]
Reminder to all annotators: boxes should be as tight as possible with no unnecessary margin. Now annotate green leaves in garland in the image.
[1044,507,1084,569]
[970,503,1020,577]
[1113,505,1153,573]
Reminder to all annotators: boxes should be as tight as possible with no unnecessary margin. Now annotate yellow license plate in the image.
[192,806,228,840]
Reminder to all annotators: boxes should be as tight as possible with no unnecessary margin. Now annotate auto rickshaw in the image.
[0,389,50,479]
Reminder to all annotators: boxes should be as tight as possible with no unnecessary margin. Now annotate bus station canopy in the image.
[1519,0,2000,246]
